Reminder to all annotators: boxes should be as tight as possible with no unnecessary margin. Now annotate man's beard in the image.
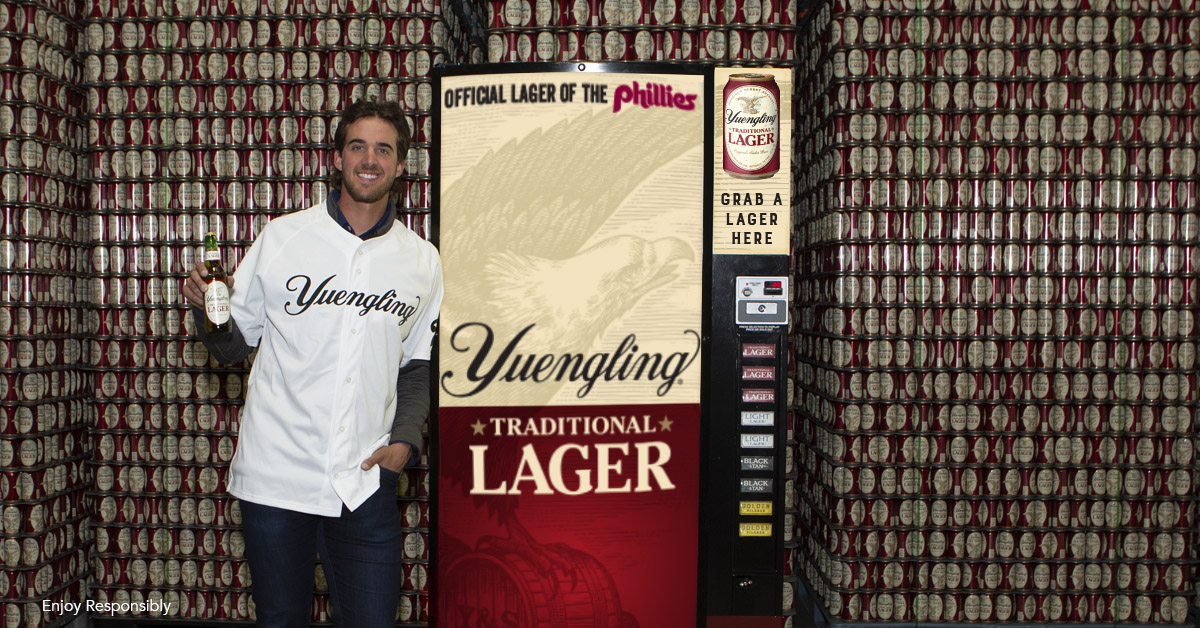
[343,171,391,204]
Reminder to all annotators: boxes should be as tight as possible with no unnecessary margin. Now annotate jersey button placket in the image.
[335,242,362,493]
[349,246,365,339]
[335,243,366,487]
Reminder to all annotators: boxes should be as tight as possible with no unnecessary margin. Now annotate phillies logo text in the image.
[613,81,698,113]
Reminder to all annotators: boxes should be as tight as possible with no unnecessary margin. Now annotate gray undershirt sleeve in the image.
[390,359,430,466]
[191,309,254,364]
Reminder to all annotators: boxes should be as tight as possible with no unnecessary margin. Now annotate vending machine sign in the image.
[435,64,705,628]
[713,67,793,255]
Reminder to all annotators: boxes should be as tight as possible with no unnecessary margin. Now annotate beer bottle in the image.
[202,232,232,333]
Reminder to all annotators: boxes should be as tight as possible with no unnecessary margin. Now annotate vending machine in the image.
[432,62,792,627]
[704,67,793,627]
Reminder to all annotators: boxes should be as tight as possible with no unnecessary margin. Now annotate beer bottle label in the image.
[205,281,231,324]
[204,249,221,262]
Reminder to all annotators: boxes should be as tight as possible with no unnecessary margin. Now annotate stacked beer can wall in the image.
[0,1,91,627]
[80,0,473,623]
[482,0,799,64]
[793,0,1199,623]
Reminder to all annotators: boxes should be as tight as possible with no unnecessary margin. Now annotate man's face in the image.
[333,116,405,205]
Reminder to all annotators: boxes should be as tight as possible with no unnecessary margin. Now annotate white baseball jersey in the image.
[226,202,442,515]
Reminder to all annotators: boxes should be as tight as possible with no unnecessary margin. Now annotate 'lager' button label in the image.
[742,366,775,380]
[742,388,774,403]
[742,343,775,358]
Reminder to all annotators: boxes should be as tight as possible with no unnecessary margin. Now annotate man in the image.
[181,99,442,627]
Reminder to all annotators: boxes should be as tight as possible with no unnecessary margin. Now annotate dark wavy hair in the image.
[328,99,412,201]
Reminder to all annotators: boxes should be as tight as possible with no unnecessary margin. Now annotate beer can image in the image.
[603,28,630,59]
[722,72,779,179]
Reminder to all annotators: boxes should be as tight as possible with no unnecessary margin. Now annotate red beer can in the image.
[722,72,780,179]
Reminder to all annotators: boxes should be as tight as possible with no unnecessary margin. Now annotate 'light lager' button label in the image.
[740,433,774,448]
[741,411,774,426]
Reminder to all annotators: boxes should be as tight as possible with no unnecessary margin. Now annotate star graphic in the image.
[658,416,673,432]
[470,420,486,436]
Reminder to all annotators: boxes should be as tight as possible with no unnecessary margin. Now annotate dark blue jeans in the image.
[240,469,403,628]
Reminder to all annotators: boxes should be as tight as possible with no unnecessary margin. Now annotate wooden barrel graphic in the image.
[441,542,637,628]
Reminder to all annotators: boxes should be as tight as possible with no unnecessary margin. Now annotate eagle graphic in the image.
[439,105,701,408]
[738,95,764,114]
